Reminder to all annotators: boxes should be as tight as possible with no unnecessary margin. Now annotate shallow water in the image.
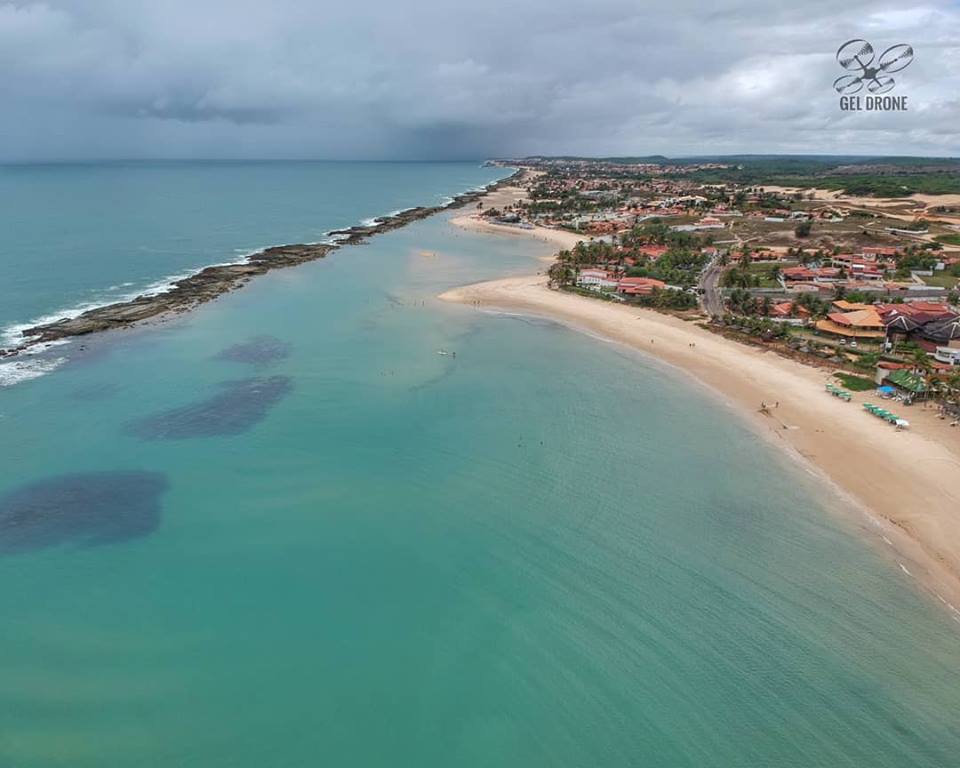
[0,160,504,345]
[1,167,959,767]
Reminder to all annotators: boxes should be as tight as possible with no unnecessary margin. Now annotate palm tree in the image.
[547,262,574,288]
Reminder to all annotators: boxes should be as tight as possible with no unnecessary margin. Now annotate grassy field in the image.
[934,234,960,246]
[742,262,788,288]
[920,273,959,289]
[835,373,876,391]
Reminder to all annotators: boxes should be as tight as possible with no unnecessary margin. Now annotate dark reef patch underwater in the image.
[127,376,293,439]
[0,471,167,555]
[214,335,291,366]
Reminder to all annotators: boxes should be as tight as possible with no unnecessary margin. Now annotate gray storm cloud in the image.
[0,0,957,159]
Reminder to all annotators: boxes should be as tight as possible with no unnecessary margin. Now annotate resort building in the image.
[934,346,960,366]
[576,269,620,291]
[831,300,874,313]
[815,307,886,339]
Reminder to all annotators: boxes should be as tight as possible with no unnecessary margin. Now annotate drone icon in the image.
[834,39,913,94]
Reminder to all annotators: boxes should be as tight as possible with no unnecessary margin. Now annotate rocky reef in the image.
[1,171,520,356]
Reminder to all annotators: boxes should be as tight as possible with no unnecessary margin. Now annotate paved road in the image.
[699,258,724,318]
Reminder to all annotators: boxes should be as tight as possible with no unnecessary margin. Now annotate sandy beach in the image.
[441,271,960,618]
[450,174,586,258]
[451,213,584,258]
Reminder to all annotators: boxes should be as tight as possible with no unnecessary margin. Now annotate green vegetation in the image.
[662,157,960,197]
[626,249,708,288]
[620,220,699,249]
[920,273,959,289]
[525,156,960,198]
[895,249,939,277]
[721,267,759,289]
[723,315,790,340]
[934,234,960,246]
[564,286,617,301]
[835,373,875,392]
[851,351,882,373]
[721,261,786,289]
[630,288,698,310]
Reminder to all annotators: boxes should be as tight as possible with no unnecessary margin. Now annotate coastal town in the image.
[474,157,960,423]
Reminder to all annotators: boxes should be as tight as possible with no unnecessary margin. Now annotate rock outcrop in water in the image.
[0,171,521,357]
[214,335,291,367]
[0,471,168,554]
[126,376,294,440]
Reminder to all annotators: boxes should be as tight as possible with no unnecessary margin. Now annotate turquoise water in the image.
[2,164,960,766]
[0,161,504,341]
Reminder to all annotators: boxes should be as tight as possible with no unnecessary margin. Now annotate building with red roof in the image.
[617,277,667,296]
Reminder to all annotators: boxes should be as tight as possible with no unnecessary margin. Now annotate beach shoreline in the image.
[440,251,960,620]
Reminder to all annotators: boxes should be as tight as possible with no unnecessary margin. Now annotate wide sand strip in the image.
[451,214,584,256]
[441,273,960,617]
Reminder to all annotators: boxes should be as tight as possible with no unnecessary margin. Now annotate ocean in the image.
[1,161,959,767]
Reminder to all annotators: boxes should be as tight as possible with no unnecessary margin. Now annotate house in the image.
[815,308,886,339]
[907,301,958,316]
[694,216,725,229]
[769,301,810,320]
[637,245,669,260]
[782,266,841,282]
[874,360,912,385]
[861,246,901,260]
[782,266,815,282]
[832,254,886,280]
[617,277,667,296]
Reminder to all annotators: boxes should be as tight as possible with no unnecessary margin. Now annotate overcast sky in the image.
[1,0,957,160]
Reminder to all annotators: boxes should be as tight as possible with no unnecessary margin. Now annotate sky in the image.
[0,0,958,160]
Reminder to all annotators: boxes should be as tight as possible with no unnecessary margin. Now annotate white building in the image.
[934,346,960,366]
[577,269,620,291]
